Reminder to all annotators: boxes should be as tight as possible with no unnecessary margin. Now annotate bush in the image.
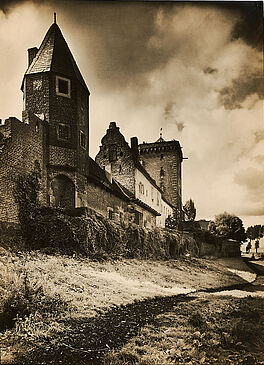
[0,257,68,332]
[14,205,199,260]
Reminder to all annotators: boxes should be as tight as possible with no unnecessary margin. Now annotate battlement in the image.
[139,140,183,161]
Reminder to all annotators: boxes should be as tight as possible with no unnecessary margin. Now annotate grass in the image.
[0,247,261,364]
[103,296,264,365]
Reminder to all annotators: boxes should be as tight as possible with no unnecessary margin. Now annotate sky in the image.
[0,0,263,229]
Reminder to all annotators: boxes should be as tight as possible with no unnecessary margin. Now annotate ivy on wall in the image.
[13,163,41,244]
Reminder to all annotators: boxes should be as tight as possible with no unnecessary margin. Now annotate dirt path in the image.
[16,277,264,365]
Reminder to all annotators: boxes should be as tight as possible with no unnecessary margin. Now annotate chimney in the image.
[131,137,139,162]
[28,47,38,67]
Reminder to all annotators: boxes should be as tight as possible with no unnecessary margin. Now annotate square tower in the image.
[139,137,183,220]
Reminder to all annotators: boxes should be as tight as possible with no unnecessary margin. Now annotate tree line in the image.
[167,199,263,253]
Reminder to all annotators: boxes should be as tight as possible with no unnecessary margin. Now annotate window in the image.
[134,211,143,225]
[80,131,86,149]
[139,182,144,195]
[56,76,71,98]
[109,144,117,162]
[57,123,70,141]
[108,208,114,220]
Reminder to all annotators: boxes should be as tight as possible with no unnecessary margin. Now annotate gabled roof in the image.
[22,22,89,92]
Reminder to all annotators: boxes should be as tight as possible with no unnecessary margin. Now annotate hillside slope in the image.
[0,248,260,364]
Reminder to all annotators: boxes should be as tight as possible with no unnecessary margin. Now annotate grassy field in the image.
[0,247,263,364]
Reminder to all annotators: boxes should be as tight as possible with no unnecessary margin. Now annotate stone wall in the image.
[198,239,241,258]
[23,73,50,122]
[0,115,47,223]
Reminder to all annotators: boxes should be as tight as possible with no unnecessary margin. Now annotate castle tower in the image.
[21,16,90,173]
[95,121,136,194]
[139,136,183,220]
[21,16,90,208]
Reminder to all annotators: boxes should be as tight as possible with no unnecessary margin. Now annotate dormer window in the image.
[56,76,71,98]
[57,123,70,141]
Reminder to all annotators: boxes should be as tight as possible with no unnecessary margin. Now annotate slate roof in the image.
[22,22,88,92]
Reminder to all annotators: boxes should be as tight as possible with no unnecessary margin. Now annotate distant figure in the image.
[255,240,260,254]
[246,242,251,254]
[251,253,255,260]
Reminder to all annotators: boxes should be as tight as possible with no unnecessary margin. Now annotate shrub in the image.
[0,257,68,332]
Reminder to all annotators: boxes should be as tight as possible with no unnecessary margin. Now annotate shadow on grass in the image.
[16,294,194,365]
[13,281,262,365]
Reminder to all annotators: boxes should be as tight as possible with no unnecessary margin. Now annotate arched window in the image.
[50,175,75,208]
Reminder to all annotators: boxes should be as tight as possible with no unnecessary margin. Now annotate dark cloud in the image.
[164,101,175,120]
[201,1,263,50]
[219,76,263,110]
[230,1,263,51]
[176,121,184,132]
[56,1,174,89]
[164,102,184,132]
[204,67,218,75]
[0,0,44,14]
[0,0,19,13]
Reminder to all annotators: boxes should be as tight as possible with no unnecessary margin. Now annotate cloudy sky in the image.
[0,0,263,228]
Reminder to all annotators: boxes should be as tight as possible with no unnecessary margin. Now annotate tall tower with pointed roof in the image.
[21,18,90,174]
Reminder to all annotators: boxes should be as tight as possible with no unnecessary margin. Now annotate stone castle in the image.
[0,19,183,229]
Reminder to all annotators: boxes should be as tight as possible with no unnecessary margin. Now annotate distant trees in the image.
[183,199,196,221]
[209,212,246,242]
[246,225,264,254]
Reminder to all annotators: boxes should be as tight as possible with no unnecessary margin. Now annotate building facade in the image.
[95,122,174,227]
[0,19,183,229]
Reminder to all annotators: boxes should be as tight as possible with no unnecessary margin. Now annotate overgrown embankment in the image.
[4,202,200,259]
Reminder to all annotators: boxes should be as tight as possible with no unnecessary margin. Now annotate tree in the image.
[246,225,264,253]
[183,199,196,221]
[209,212,246,242]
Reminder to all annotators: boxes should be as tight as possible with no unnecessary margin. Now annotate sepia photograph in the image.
[0,0,263,364]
